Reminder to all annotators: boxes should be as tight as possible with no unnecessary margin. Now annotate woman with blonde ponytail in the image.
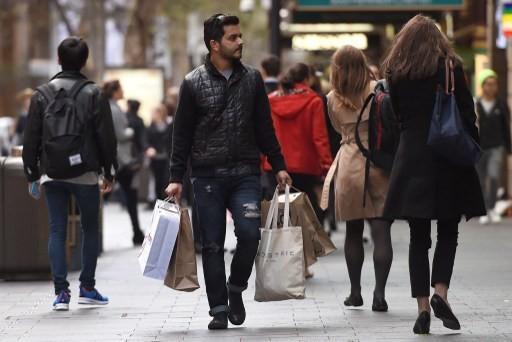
[322,45,393,312]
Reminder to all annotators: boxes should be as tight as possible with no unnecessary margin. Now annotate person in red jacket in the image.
[263,63,333,222]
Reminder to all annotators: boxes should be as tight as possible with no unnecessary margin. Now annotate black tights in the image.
[345,219,393,299]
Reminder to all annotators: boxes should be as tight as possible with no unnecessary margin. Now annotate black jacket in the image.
[476,98,512,152]
[170,57,286,183]
[148,121,172,160]
[126,110,148,164]
[384,61,485,220]
[22,71,118,182]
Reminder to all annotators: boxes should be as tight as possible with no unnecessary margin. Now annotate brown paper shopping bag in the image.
[164,208,200,292]
[261,189,336,269]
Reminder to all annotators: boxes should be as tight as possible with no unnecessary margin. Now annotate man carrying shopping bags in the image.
[166,14,292,330]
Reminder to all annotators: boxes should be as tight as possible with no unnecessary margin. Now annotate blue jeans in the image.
[192,175,262,315]
[44,181,100,294]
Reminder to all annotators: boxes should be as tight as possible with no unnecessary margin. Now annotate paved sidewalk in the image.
[1,202,512,341]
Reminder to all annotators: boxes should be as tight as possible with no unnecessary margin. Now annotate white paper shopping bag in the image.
[138,199,180,280]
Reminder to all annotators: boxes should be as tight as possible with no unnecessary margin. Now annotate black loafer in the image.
[372,296,388,312]
[228,292,246,325]
[344,293,363,307]
[430,294,461,330]
[413,311,431,334]
[208,312,228,330]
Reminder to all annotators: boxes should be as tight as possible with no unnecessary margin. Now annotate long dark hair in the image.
[280,63,310,92]
[381,14,461,82]
[330,45,374,111]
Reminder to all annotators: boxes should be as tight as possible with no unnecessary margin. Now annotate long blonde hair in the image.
[330,45,374,111]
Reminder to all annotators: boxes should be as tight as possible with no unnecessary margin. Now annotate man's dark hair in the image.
[261,55,281,77]
[58,37,89,71]
[203,13,240,52]
[127,99,141,114]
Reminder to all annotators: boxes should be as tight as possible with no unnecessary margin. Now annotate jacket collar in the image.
[50,70,88,81]
[204,54,247,83]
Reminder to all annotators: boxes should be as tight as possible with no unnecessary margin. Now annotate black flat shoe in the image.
[413,311,430,334]
[372,296,388,312]
[228,292,246,326]
[208,312,228,330]
[344,293,363,307]
[430,294,461,330]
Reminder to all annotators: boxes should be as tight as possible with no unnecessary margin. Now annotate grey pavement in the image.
[1,202,512,341]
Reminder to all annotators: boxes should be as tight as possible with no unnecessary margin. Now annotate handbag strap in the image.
[445,59,455,95]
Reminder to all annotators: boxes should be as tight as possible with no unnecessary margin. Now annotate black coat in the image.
[383,62,485,220]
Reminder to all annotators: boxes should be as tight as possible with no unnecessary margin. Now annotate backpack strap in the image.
[354,92,374,159]
[68,79,94,99]
[35,84,55,104]
[355,90,376,208]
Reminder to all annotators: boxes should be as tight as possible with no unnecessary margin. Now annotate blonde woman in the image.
[324,45,393,312]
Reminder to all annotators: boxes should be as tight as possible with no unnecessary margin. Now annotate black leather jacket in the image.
[22,71,118,182]
[170,57,286,182]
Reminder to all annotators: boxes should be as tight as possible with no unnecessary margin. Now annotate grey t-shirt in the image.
[220,69,233,80]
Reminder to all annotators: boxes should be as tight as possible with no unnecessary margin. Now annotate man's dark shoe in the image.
[208,312,228,330]
[344,293,363,307]
[430,294,461,330]
[228,291,246,325]
[413,311,431,334]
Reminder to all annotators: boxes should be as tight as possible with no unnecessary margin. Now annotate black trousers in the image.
[117,167,142,235]
[408,218,460,298]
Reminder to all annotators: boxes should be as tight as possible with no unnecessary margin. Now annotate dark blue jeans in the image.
[44,181,100,294]
[192,175,262,315]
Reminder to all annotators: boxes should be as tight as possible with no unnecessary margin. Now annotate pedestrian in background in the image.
[126,99,148,171]
[103,80,144,246]
[382,15,485,334]
[263,63,333,224]
[146,104,172,203]
[475,69,511,224]
[260,55,281,94]
[309,64,340,234]
[165,14,291,330]
[22,37,117,311]
[325,45,393,312]
[13,88,34,146]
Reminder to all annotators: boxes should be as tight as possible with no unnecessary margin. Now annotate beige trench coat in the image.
[321,82,390,221]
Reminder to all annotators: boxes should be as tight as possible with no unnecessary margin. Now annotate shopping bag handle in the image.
[264,185,291,229]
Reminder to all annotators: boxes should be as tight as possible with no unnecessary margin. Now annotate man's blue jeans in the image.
[192,175,262,315]
[43,181,100,294]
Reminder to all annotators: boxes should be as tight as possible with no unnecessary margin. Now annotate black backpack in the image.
[36,79,93,179]
[355,79,400,206]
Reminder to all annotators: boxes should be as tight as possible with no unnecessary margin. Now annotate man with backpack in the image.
[22,37,118,311]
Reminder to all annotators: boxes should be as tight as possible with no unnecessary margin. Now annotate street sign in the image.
[503,2,512,38]
[297,0,465,11]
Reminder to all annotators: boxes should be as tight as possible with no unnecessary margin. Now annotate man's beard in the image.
[220,46,242,61]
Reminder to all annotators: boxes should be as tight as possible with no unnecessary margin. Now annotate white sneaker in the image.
[479,215,490,225]
[490,210,502,223]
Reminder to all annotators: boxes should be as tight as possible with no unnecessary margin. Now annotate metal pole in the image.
[487,0,495,67]
[269,0,281,57]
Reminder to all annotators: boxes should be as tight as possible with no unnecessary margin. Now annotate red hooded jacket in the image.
[263,84,333,176]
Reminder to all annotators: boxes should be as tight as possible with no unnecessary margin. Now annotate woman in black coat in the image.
[382,15,485,334]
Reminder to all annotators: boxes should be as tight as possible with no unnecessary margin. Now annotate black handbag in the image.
[427,59,481,165]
